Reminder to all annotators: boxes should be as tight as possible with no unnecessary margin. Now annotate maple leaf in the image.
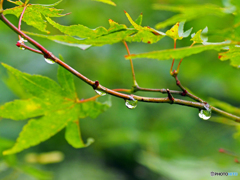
[0,62,110,155]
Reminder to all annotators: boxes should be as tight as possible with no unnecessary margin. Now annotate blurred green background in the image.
[0,0,240,179]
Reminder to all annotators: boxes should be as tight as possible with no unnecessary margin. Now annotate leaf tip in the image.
[124,10,127,13]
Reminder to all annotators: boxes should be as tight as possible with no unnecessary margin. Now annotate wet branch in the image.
[0,12,240,122]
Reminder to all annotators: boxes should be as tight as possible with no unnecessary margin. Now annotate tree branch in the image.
[0,13,240,122]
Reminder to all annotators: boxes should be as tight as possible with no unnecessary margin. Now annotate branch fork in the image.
[0,5,240,122]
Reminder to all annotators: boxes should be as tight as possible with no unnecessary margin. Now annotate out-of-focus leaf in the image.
[24,151,64,164]
[138,151,240,180]
[38,0,63,7]
[92,0,116,6]
[3,0,67,33]
[209,98,240,116]
[0,137,15,154]
[126,43,231,60]
[19,165,52,179]
[0,63,110,155]
[218,46,240,67]
[210,117,239,126]
[153,4,226,29]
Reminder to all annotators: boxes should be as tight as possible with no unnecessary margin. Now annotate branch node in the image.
[181,90,187,96]
[176,80,180,86]
[167,89,174,104]
[93,80,99,89]
[131,84,139,93]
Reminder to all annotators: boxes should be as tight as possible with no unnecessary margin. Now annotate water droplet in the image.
[125,98,138,109]
[199,103,211,120]
[44,58,55,64]
[94,89,106,96]
[19,46,25,50]
[19,37,28,43]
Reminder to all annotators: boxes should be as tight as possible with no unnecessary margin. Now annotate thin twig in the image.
[170,39,177,75]
[134,86,183,95]
[0,13,240,122]
[18,5,27,39]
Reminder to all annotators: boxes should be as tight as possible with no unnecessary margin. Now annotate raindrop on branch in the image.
[199,103,211,120]
[44,58,55,64]
[94,89,106,96]
[125,98,138,109]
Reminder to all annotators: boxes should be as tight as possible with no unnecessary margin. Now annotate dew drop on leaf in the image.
[125,98,138,109]
[94,89,106,96]
[44,58,55,64]
[199,103,211,120]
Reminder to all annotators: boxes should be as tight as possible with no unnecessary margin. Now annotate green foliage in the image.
[0,63,110,155]
[218,46,240,67]
[92,0,116,6]
[23,11,165,47]
[125,43,231,61]
[190,27,208,44]
[165,22,192,40]
[0,1,240,179]
[153,3,227,29]
[3,0,66,33]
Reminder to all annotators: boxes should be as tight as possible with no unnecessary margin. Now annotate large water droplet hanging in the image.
[198,103,211,120]
[44,58,55,64]
[125,98,138,109]
[94,89,106,96]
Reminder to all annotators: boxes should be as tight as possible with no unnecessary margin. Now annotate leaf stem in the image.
[0,0,3,14]
[176,42,195,73]
[123,41,138,87]
[170,39,177,75]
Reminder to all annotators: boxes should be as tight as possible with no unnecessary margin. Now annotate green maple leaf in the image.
[218,46,240,67]
[0,62,110,155]
[153,4,226,29]
[190,27,208,44]
[23,11,165,47]
[3,0,67,33]
[166,22,192,40]
[125,43,232,61]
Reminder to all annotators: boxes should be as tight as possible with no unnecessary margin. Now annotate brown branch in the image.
[0,12,240,122]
